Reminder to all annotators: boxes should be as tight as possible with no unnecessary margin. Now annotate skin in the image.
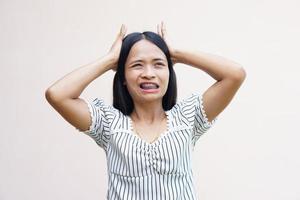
[124,40,169,120]
[123,39,170,142]
[157,22,246,123]
[45,22,246,143]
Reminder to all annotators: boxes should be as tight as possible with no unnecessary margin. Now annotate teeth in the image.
[140,83,158,89]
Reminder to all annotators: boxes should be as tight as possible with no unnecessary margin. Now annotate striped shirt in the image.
[79,92,217,200]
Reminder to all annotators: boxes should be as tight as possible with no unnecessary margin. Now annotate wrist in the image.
[171,49,182,64]
[102,54,118,70]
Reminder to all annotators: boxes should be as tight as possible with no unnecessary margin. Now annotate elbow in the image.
[45,88,54,103]
[230,66,247,83]
[45,87,59,103]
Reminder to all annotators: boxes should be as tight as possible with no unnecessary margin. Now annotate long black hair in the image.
[113,31,177,115]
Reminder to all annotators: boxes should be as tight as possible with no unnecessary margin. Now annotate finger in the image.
[161,21,165,36]
[157,23,163,37]
[122,24,127,35]
[114,25,123,40]
[119,24,127,38]
[157,23,160,36]
[161,21,166,38]
[160,21,164,38]
[162,21,166,31]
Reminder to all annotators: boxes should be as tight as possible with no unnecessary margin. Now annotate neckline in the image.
[127,110,171,146]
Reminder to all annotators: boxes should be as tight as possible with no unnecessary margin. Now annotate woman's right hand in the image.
[107,24,127,71]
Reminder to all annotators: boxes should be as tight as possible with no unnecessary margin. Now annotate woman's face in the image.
[124,39,169,105]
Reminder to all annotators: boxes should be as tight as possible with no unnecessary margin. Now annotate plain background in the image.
[1,0,299,199]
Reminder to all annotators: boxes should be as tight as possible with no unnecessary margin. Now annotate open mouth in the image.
[139,83,159,90]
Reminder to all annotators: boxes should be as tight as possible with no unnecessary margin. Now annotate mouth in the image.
[139,82,160,93]
[139,82,159,90]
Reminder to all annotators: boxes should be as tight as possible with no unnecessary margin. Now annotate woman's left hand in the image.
[157,21,179,65]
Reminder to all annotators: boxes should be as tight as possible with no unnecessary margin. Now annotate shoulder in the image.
[87,97,118,112]
[83,97,125,123]
[171,92,202,112]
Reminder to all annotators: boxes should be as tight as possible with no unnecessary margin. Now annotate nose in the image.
[141,65,155,79]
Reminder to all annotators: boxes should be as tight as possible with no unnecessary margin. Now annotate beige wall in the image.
[1,0,299,199]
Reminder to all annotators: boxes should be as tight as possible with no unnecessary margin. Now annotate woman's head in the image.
[113,31,177,115]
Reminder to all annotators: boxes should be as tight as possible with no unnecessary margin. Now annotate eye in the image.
[132,64,142,68]
[157,62,165,65]
[155,62,165,68]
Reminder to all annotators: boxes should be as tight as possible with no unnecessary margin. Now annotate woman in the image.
[45,22,246,199]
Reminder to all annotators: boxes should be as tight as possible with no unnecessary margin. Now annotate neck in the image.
[131,101,166,124]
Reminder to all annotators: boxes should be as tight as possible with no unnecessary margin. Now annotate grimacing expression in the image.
[124,39,170,104]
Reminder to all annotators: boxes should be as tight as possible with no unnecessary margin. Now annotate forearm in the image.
[173,49,245,81]
[45,55,115,102]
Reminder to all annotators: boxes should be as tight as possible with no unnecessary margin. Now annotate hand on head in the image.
[107,24,127,71]
[107,22,178,72]
[157,21,178,65]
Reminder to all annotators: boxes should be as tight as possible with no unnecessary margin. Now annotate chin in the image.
[138,95,164,103]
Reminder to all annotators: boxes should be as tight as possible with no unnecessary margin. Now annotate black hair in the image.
[113,31,177,115]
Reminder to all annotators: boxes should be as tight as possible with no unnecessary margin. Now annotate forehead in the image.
[126,40,167,64]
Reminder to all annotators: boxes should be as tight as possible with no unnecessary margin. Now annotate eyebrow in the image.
[129,58,166,65]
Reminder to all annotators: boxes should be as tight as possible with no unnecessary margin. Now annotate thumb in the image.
[118,24,127,38]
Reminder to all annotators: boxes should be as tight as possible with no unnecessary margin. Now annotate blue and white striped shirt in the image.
[79,92,217,200]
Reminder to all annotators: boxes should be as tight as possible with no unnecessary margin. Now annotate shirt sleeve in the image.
[77,97,114,150]
[179,92,217,147]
